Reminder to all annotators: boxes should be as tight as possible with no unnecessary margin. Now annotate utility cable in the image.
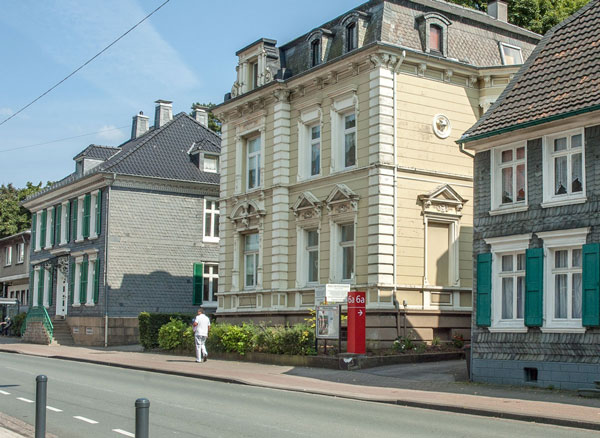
[0,0,171,128]
[0,125,129,153]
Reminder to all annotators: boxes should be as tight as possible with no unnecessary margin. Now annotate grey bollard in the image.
[135,398,150,438]
[35,375,47,438]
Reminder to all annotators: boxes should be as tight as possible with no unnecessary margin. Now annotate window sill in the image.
[88,235,99,241]
[75,239,84,243]
[72,304,81,308]
[540,326,586,333]
[541,196,586,209]
[203,237,220,243]
[489,205,529,216]
[488,326,528,333]
[85,303,95,307]
[16,261,24,265]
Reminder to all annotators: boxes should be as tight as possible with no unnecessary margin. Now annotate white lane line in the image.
[74,416,98,424]
[0,390,10,395]
[112,429,135,437]
[17,397,34,403]
[47,406,63,412]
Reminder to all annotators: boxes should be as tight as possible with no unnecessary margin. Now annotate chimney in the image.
[487,0,508,22]
[154,99,173,128]
[192,105,209,128]
[131,111,149,139]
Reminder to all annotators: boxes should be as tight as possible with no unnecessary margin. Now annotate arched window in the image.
[430,25,442,53]
[346,22,357,52]
[311,39,321,67]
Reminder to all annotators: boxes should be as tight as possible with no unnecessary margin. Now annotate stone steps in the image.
[51,320,74,346]
[577,380,600,398]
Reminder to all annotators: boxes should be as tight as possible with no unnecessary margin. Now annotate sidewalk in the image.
[1,337,600,432]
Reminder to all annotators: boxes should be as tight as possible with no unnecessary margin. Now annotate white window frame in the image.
[542,128,586,207]
[337,223,355,283]
[246,136,261,191]
[485,234,531,332]
[297,106,322,181]
[76,195,85,242]
[34,212,41,252]
[244,233,259,290]
[491,142,528,213]
[499,42,523,65]
[60,201,69,245]
[45,207,54,249]
[16,242,24,264]
[330,91,359,173]
[32,267,40,307]
[203,264,219,304]
[4,246,12,266]
[306,229,319,285]
[85,254,97,306]
[203,199,220,243]
[42,265,51,308]
[204,154,219,173]
[537,227,589,332]
[309,124,321,177]
[73,256,83,307]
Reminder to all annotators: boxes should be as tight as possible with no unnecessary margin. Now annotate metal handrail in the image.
[21,307,54,339]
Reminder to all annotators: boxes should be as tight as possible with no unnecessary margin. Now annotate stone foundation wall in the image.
[66,316,139,346]
[22,322,51,345]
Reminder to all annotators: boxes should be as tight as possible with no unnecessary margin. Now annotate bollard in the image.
[35,375,47,438]
[135,398,150,438]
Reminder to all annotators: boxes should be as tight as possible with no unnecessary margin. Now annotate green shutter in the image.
[65,202,71,243]
[55,205,61,245]
[525,247,544,327]
[83,194,91,238]
[193,263,204,305]
[40,210,47,249]
[48,266,53,307]
[476,253,492,327]
[96,190,102,236]
[37,269,44,307]
[80,257,88,304]
[69,259,75,304]
[48,208,54,246]
[71,199,78,241]
[29,270,34,296]
[93,260,100,304]
[32,213,37,250]
[582,243,600,327]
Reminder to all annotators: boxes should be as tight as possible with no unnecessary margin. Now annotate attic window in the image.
[311,39,321,67]
[500,43,523,65]
[417,13,451,57]
[430,25,442,53]
[346,22,357,52]
[204,154,219,173]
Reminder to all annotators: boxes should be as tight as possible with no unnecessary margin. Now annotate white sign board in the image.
[314,284,350,305]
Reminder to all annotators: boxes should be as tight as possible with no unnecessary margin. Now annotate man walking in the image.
[193,307,210,363]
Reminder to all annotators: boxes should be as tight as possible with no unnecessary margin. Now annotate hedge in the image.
[138,312,194,350]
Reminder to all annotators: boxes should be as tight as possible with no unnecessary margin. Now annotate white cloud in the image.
[96,125,128,143]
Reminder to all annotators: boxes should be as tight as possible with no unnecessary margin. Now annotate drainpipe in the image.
[103,174,115,347]
[392,56,400,319]
[459,141,475,158]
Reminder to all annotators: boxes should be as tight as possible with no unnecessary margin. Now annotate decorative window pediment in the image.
[418,184,466,218]
[326,184,359,215]
[416,12,451,57]
[307,28,333,67]
[340,11,369,53]
[230,199,266,232]
[292,192,322,221]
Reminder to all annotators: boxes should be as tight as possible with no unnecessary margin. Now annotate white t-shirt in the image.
[194,314,211,336]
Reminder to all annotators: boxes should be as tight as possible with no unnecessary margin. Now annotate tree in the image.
[0,182,48,239]
[446,0,591,34]
[190,102,221,134]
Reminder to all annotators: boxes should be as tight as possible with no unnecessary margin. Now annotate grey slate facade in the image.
[461,1,600,390]
[0,231,31,309]
[23,102,220,345]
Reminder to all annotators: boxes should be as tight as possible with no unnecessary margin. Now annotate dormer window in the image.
[204,154,219,173]
[430,25,442,53]
[311,39,321,67]
[346,22,357,52]
[417,13,451,58]
[250,60,259,90]
[500,43,523,65]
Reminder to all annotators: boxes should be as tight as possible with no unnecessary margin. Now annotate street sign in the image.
[347,291,366,354]
[315,305,340,339]
[314,284,350,305]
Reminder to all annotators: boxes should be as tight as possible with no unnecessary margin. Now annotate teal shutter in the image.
[193,263,204,305]
[476,253,492,327]
[83,194,91,238]
[37,269,44,307]
[54,205,61,245]
[48,208,54,246]
[69,259,75,304]
[93,260,100,304]
[65,202,71,243]
[96,190,102,236]
[40,210,47,249]
[29,270,34,296]
[80,257,88,304]
[48,266,54,307]
[31,213,37,250]
[582,243,600,327]
[525,248,544,327]
[71,199,78,241]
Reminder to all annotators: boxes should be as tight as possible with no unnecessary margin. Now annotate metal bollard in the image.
[35,375,47,438]
[135,398,150,438]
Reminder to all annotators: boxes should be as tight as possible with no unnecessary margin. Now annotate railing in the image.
[21,307,54,339]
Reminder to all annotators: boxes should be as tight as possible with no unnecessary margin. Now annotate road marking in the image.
[74,416,98,424]
[17,397,34,403]
[112,429,135,437]
[0,390,10,395]
[47,406,63,412]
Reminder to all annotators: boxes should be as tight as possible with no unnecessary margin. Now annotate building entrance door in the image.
[56,258,69,317]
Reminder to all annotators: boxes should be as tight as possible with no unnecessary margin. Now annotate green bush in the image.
[138,312,194,350]
[219,323,257,355]
[158,318,188,350]
[12,312,27,336]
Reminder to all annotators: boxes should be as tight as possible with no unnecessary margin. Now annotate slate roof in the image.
[26,113,220,203]
[188,138,221,155]
[73,145,120,161]
[460,0,600,143]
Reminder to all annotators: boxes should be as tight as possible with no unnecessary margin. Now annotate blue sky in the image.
[0,0,361,187]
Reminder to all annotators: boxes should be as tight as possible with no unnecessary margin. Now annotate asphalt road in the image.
[0,352,598,438]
